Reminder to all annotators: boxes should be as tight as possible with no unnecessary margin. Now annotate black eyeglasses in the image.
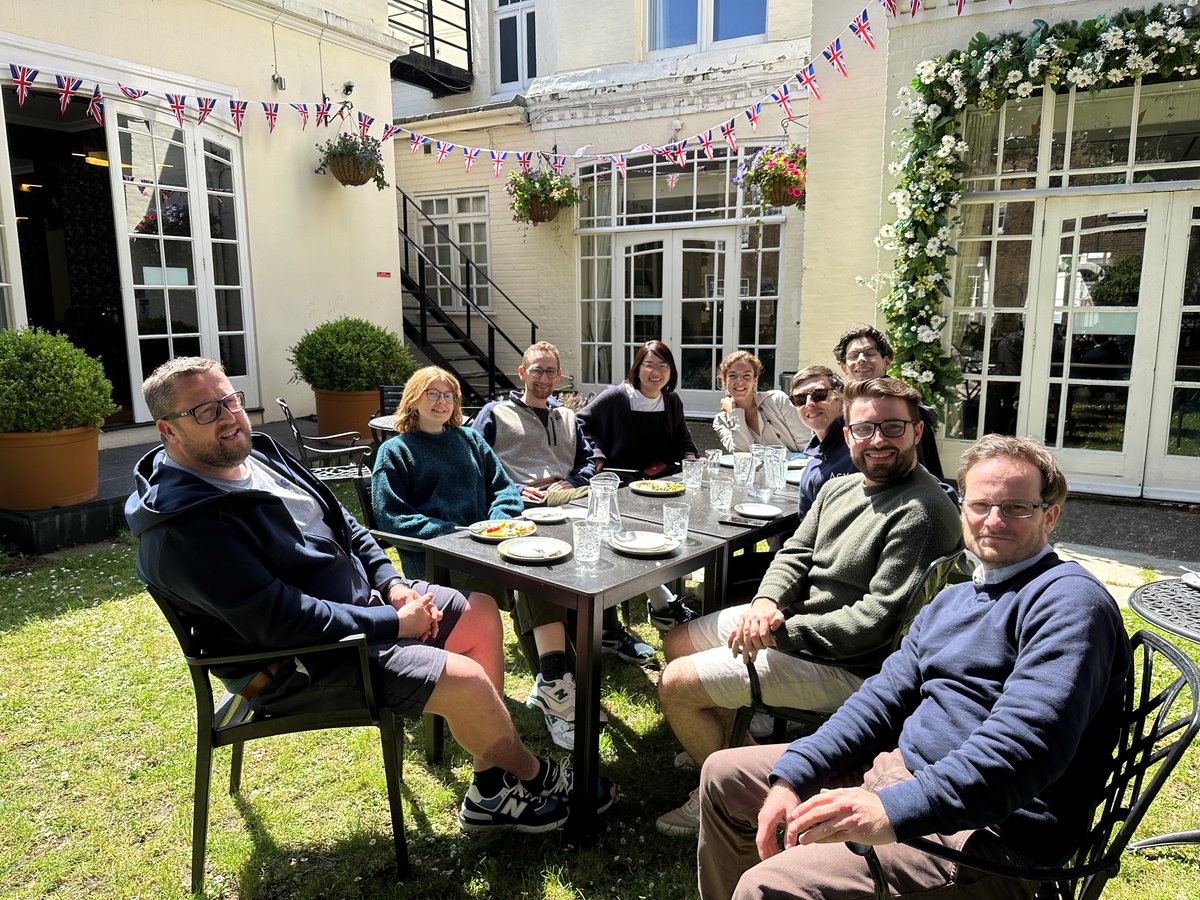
[961,500,1052,520]
[792,388,832,406]
[160,391,246,425]
[847,419,914,441]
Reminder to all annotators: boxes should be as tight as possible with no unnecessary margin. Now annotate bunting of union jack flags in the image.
[87,85,104,125]
[55,75,82,114]
[9,65,38,106]
[850,9,876,50]
[196,97,218,125]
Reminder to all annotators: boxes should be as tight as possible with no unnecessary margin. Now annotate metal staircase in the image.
[387,0,473,97]
[396,189,536,405]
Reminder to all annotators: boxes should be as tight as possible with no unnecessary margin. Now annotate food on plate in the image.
[469,519,536,539]
[631,480,685,493]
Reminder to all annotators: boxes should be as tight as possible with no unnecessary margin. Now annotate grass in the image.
[2,537,1200,899]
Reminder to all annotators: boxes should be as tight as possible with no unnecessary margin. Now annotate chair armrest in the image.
[310,430,363,445]
[369,528,428,554]
[304,443,371,460]
[186,633,370,669]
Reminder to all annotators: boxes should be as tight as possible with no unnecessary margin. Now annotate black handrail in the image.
[397,188,538,345]
[387,0,471,72]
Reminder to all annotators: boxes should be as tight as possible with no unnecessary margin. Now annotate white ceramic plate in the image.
[609,530,680,557]
[522,508,568,524]
[498,536,572,562]
[787,455,810,469]
[785,470,804,486]
[734,502,782,518]
[629,479,686,497]
[1184,572,1200,590]
[467,519,537,542]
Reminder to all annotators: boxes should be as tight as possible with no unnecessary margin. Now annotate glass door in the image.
[109,101,255,421]
[1027,196,1170,494]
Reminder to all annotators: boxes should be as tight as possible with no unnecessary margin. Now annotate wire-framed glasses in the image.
[847,419,913,441]
[961,500,1052,519]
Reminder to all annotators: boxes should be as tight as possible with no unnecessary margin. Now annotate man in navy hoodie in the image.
[126,357,612,834]
[696,434,1131,899]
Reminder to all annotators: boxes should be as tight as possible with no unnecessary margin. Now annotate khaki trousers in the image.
[697,744,1040,900]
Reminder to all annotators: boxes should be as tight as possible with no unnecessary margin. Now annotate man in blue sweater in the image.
[696,434,1131,899]
[127,357,612,835]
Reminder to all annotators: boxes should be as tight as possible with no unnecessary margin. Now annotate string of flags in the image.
[4,0,1016,184]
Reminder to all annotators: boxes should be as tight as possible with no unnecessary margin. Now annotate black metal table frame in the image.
[1129,577,1200,849]
[424,525,724,843]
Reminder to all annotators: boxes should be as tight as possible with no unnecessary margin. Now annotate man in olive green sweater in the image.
[655,377,963,836]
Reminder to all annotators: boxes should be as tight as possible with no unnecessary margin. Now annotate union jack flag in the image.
[572,144,592,157]
[823,39,848,78]
[409,132,428,154]
[263,102,279,133]
[516,151,532,173]
[770,83,795,120]
[55,74,82,114]
[956,0,965,13]
[9,65,38,107]
[551,155,566,175]
[850,9,876,49]
[666,173,680,191]
[491,150,508,177]
[463,146,480,174]
[196,97,218,125]
[610,153,626,177]
[381,123,403,142]
[671,140,689,168]
[910,0,920,17]
[230,99,248,132]
[290,102,309,129]
[315,102,332,127]
[435,140,455,163]
[357,111,374,138]
[877,0,896,15]
[698,129,715,161]
[719,119,738,153]
[745,103,761,133]
[797,64,822,101]
[166,93,188,127]
[87,85,104,125]
[631,143,651,154]
[650,146,666,159]
[116,82,146,100]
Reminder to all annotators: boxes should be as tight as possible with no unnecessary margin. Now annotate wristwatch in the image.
[378,576,406,599]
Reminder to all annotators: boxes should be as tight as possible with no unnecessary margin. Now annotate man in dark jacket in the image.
[696,434,1131,899]
[126,357,612,833]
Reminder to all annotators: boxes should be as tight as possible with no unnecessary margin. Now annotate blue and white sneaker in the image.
[538,756,617,816]
[602,626,655,665]
[647,594,699,632]
[458,771,570,833]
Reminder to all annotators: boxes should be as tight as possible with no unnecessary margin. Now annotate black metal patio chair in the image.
[730,549,972,745]
[848,628,1200,900]
[276,396,371,482]
[147,585,409,895]
[371,384,407,446]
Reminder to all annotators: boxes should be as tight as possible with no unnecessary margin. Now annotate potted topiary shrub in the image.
[288,317,417,436]
[314,131,389,190]
[0,327,119,510]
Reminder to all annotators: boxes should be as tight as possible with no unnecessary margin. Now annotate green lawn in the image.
[2,537,1199,899]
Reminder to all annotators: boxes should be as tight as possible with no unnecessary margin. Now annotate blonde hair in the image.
[396,366,463,433]
[142,356,224,420]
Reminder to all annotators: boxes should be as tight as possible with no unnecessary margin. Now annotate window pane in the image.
[1070,87,1133,170]
[649,0,696,50]
[526,11,536,78]
[1135,82,1200,166]
[714,0,765,42]
[499,16,518,84]
[1167,388,1200,456]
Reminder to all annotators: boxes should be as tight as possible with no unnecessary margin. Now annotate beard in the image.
[850,442,917,484]
[188,425,252,469]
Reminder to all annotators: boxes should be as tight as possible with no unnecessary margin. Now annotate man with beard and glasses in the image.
[697,434,1129,900]
[126,357,613,834]
[654,378,962,837]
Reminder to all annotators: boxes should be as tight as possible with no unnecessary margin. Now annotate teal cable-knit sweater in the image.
[371,427,522,577]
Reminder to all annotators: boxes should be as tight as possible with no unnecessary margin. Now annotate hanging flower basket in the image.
[327,155,374,187]
[527,197,561,223]
[765,181,800,208]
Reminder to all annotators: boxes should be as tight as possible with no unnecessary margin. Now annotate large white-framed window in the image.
[647,0,766,55]
[495,0,536,91]
[418,192,492,311]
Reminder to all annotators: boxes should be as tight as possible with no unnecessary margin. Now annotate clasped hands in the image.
[520,478,574,503]
[755,783,896,861]
[728,597,784,661]
[388,584,441,642]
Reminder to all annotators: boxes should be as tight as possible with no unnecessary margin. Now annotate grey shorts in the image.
[685,604,863,711]
[252,580,466,719]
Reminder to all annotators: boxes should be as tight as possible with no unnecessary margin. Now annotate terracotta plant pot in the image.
[527,197,561,223]
[0,426,99,510]
[313,389,379,439]
[765,181,801,208]
[327,155,374,187]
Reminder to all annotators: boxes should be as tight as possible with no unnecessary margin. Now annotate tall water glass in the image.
[680,458,705,491]
[764,446,788,492]
[572,519,602,564]
[704,449,723,484]
[746,456,772,502]
[710,475,734,512]
[663,500,690,542]
[732,452,753,484]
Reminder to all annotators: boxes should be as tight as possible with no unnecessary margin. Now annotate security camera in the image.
[342,81,354,95]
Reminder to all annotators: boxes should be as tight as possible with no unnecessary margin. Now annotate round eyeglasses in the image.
[160,391,245,425]
[423,389,456,403]
[961,500,1051,520]
[847,419,914,441]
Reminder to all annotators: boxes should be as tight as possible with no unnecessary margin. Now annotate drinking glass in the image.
[764,446,788,492]
[732,452,753,484]
[746,456,772,502]
[663,501,690,542]
[680,458,705,491]
[710,475,734,512]
[704,449,723,483]
[572,519,602,564]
